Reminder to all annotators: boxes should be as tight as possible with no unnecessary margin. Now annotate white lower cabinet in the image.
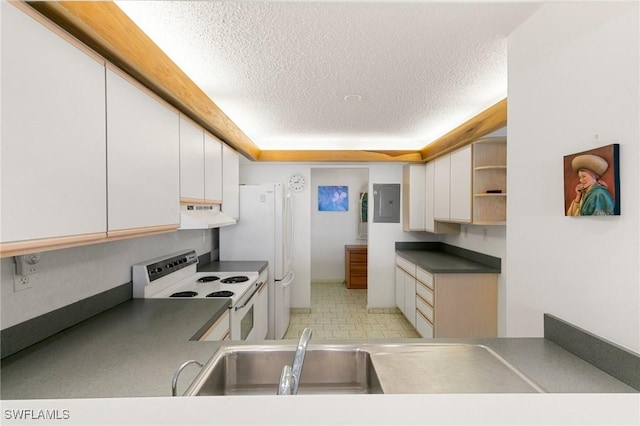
[403,272,416,327]
[395,266,405,313]
[199,310,230,341]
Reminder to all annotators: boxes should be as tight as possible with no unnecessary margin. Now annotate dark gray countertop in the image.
[0,299,229,400]
[197,260,268,274]
[0,294,635,400]
[396,249,501,274]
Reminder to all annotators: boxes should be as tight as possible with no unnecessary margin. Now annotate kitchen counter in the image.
[395,242,501,273]
[1,298,636,400]
[197,260,268,274]
[0,299,229,400]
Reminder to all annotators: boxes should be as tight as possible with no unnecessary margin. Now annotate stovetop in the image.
[132,250,260,305]
[147,271,259,304]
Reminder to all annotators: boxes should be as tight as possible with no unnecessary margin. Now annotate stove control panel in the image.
[144,250,198,282]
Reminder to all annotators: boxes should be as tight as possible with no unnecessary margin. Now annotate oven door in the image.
[230,281,265,341]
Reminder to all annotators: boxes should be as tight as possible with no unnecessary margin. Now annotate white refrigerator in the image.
[220,183,294,339]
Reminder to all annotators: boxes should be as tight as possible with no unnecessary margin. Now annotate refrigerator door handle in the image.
[280,271,295,288]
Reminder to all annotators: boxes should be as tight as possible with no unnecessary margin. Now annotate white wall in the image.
[240,161,437,310]
[310,168,369,281]
[0,230,214,329]
[507,2,639,352]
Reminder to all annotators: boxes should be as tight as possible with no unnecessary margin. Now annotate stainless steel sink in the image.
[184,344,382,396]
[183,343,544,396]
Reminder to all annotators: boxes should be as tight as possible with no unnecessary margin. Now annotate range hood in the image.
[179,205,236,230]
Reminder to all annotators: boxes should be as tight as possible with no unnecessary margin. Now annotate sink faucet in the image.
[278,327,312,395]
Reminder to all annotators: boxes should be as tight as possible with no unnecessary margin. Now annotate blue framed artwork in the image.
[318,186,348,211]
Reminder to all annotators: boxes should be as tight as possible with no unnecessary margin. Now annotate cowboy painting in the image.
[564,144,620,216]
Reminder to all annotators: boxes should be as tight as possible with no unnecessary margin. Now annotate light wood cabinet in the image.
[106,67,180,234]
[472,137,507,224]
[1,2,107,246]
[222,144,240,219]
[345,245,367,289]
[396,256,497,338]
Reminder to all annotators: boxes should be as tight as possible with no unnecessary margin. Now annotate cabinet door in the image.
[179,115,205,202]
[221,144,240,219]
[449,145,472,223]
[403,272,416,327]
[204,133,223,203]
[106,68,180,232]
[402,164,426,231]
[433,155,450,220]
[1,2,106,243]
[424,161,436,233]
[395,266,405,313]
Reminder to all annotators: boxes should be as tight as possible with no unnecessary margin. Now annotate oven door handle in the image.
[234,281,265,311]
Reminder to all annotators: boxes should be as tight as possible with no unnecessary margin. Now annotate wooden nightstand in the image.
[345,245,367,289]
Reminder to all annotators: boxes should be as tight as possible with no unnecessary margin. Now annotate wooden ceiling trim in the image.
[26,0,261,161]
[420,98,507,162]
[258,150,423,163]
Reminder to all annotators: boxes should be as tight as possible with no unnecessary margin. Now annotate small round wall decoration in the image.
[288,173,306,192]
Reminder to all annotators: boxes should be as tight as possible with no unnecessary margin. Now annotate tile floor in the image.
[283,281,420,340]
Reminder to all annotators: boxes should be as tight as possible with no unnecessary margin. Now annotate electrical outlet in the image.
[13,273,34,292]
[15,253,41,275]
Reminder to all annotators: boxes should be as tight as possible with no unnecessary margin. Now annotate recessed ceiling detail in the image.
[114,1,541,151]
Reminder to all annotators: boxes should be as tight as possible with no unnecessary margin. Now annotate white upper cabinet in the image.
[433,145,472,224]
[106,67,180,233]
[204,133,223,203]
[402,164,426,231]
[1,2,106,243]
[179,115,205,202]
[221,144,240,219]
[433,154,451,221]
[449,145,472,223]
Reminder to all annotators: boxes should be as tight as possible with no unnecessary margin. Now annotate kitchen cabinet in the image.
[402,164,426,231]
[179,116,205,203]
[179,115,223,205]
[204,133,223,203]
[396,255,497,338]
[472,137,507,224]
[0,2,107,249]
[221,143,240,219]
[106,66,180,235]
[345,245,367,289]
[402,163,460,234]
[434,145,472,223]
[199,310,230,341]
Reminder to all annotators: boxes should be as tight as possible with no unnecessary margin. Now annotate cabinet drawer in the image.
[416,267,433,288]
[350,263,367,275]
[350,253,367,263]
[416,281,434,305]
[416,295,434,323]
[416,310,434,338]
[395,256,416,276]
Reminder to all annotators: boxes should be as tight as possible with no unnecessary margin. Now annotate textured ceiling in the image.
[115,1,541,151]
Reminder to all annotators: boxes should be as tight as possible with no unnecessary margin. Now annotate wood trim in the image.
[106,224,178,239]
[258,150,423,162]
[179,198,222,206]
[0,232,107,258]
[26,0,260,161]
[24,1,506,164]
[420,99,507,162]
